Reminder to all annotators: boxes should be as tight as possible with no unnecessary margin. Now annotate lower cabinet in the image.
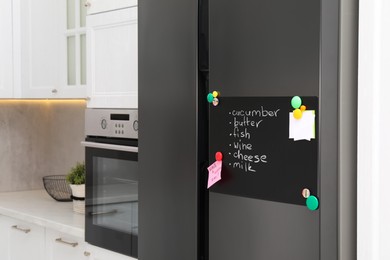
[86,244,137,260]
[46,229,90,260]
[0,215,135,260]
[0,216,10,259]
[0,215,45,260]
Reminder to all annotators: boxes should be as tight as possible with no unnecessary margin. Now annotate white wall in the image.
[358,0,390,259]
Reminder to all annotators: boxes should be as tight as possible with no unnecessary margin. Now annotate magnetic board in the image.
[209,97,319,205]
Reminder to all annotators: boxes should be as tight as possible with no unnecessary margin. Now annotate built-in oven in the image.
[82,109,138,258]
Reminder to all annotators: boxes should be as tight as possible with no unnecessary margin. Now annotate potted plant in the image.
[66,162,86,214]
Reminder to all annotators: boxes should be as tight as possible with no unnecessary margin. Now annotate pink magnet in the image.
[215,152,223,161]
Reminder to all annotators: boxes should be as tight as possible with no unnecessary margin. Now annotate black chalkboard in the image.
[209,97,319,205]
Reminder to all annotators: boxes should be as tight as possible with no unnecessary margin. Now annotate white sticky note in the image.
[289,110,315,141]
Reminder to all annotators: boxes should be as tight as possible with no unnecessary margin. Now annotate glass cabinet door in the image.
[66,0,87,87]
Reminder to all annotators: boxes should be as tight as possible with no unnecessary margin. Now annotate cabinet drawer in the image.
[46,229,90,260]
[2,216,45,260]
[86,0,137,15]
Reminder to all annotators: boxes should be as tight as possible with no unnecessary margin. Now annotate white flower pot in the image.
[70,184,85,214]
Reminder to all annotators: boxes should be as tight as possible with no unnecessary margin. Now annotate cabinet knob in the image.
[86,96,91,101]
[84,251,91,257]
[51,89,58,94]
[84,1,91,7]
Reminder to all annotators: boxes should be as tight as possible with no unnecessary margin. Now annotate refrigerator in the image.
[139,0,358,259]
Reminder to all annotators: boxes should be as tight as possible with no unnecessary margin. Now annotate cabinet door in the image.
[86,244,136,260]
[0,216,10,260]
[46,229,90,260]
[85,0,137,15]
[86,7,138,108]
[17,0,67,98]
[7,218,45,260]
[0,0,13,98]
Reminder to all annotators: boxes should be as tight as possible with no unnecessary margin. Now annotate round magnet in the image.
[300,105,306,112]
[215,152,223,161]
[306,195,319,211]
[291,96,302,109]
[212,98,219,106]
[302,188,311,199]
[207,93,214,103]
[212,91,219,98]
[293,108,302,119]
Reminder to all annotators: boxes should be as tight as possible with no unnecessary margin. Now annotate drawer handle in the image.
[90,209,118,216]
[55,238,78,248]
[11,225,31,233]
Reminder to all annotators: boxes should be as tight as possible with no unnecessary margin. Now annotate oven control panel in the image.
[85,109,138,139]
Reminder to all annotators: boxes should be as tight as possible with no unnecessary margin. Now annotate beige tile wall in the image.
[0,101,86,192]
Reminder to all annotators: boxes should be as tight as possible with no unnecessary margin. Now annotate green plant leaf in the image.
[66,162,86,185]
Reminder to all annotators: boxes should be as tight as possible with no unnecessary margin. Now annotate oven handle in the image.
[81,141,138,153]
[90,209,118,216]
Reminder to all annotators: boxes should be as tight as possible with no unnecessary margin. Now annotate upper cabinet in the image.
[0,0,87,99]
[0,0,14,98]
[1,0,138,101]
[85,0,137,15]
[86,5,138,108]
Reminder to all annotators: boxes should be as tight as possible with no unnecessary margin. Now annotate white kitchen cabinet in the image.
[85,0,137,15]
[0,0,14,98]
[46,229,90,260]
[1,0,87,99]
[15,0,87,98]
[16,0,66,98]
[46,229,136,260]
[0,216,45,260]
[86,6,138,108]
[0,216,10,260]
[86,244,136,260]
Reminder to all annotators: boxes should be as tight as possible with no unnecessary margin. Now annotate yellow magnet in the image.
[300,105,306,112]
[293,108,302,119]
[212,91,219,98]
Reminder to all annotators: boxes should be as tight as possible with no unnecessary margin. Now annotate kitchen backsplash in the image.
[0,101,85,192]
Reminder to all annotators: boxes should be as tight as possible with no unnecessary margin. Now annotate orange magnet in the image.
[300,105,306,112]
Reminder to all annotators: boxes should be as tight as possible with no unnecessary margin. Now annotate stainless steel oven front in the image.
[82,109,138,258]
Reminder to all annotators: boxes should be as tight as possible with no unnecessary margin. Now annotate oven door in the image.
[83,140,138,258]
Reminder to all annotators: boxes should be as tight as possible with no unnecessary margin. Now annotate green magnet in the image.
[306,195,319,211]
[291,96,302,109]
[207,93,214,103]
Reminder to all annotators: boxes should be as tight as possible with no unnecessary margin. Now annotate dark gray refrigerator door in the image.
[208,0,330,259]
[138,0,201,259]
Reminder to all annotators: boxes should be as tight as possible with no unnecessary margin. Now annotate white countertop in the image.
[0,189,84,238]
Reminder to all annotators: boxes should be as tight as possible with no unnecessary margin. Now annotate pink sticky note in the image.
[207,161,222,189]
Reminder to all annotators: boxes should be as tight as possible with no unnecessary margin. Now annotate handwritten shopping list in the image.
[289,110,315,141]
[207,160,222,188]
[226,107,278,173]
